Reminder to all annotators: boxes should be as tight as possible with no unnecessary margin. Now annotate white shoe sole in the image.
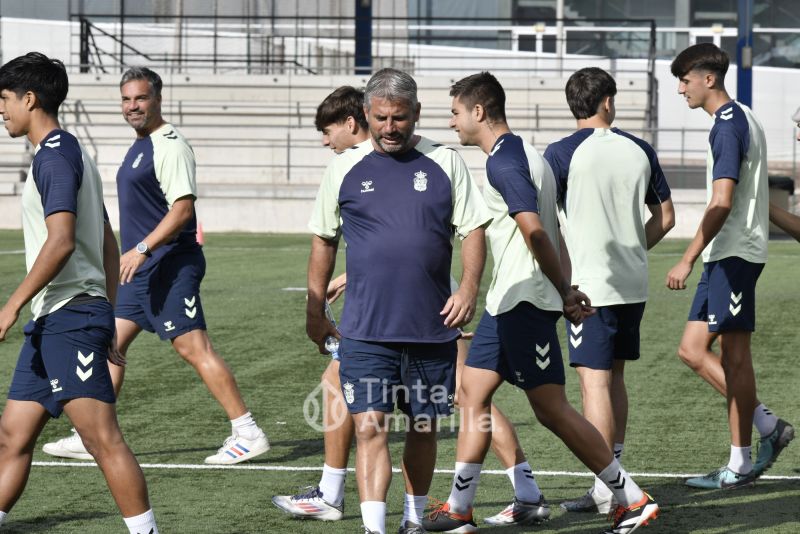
[42,443,93,461]
[204,437,270,465]
[271,496,344,521]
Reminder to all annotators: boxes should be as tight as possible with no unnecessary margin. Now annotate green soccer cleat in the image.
[685,466,756,489]
[753,419,795,477]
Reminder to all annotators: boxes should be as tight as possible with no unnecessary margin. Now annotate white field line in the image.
[0,249,24,255]
[30,461,800,480]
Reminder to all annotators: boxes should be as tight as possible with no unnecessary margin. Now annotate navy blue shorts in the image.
[566,302,646,370]
[467,302,565,391]
[8,300,116,417]
[116,248,207,340]
[688,257,764,333]
[338,338,457,419]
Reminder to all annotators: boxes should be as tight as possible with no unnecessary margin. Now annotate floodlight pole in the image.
[736,0,753,107]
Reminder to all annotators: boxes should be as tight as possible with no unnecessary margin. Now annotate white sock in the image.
[728,445,753,474]
[231,411,261,440]
[0,511,7,525]
[123,509,158,534]
[753,404,779,438]
[446,462,482,514]
[360,501,386,534]
[402,494,427,525]
[592,443,623,498]
[597,459,643,508]
[318,463,347,506]
[505,461,542,503]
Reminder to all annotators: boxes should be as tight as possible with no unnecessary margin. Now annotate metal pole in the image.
[119,0,125,70]
[736,0,754,107]
[354,0,372,75]
[556,0,564,74]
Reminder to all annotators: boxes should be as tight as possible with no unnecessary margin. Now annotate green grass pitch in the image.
[0,230,797,533]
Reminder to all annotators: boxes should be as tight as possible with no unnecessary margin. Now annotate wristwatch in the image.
[136,241,152,257]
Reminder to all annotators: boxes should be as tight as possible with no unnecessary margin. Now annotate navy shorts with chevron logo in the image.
[688,256,764,333]
[8,300,116,417]
[467,302,565,390]
[116,248,207,340]
[566,302,646,370]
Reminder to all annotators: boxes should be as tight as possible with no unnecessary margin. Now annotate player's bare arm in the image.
[442,226,486,328]
[645,198,676,249]
[769,201,800,243]
[0,211,76,341]
[513,210,592,324]
[119,195,195,284]
[307,234,340,353]
[666,178,734,290]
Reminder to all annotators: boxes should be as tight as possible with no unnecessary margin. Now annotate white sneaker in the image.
[271,485,344,521]
[42,429,93,460]
[560,487,616,514]
[204,431,270,464]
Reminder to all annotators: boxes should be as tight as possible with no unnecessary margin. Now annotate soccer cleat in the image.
[601,492,659,534]
[42,429,93,460]
[484,495,550,525]
[204,431,270,464]
[271,486,344,521]
[685,466,756,490]
[560,487,616,514]
[422,500,477,533]
[753,419,795,477]
[397,521,426,533]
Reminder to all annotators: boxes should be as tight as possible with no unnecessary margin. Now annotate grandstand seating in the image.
[0,73,652,231]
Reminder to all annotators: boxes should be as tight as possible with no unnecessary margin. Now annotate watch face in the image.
[137,242,148,254]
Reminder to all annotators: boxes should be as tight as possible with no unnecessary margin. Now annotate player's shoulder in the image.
[415,136,459,157]
[35,129,82,167]
[545,128,593,156]
[711,101,749,137]
[611,127,657,157]
[414,136,467,172]
[331,138,373,172]
[151,123,193,152]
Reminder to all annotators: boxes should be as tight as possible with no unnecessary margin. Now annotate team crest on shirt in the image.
[132,152,144,168]
[413,170,428,191]
[343,382,355,404]
[361,180,374,193]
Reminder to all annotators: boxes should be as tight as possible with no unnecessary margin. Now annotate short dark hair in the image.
[670,43,729,81]
[120,66,163,97]
[315,86,367,130]
[0,52,68,116]
[449,72,507,123]
[565,67,617,120]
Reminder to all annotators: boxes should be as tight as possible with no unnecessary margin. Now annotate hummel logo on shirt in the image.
[489,138,505,156]
[361,180,374,193]
[50,378,63,393]
[44,134,61,148]
[720,108,733,121]
[132,152,144,168]
[164,321,176,332]
[163,130,178,139]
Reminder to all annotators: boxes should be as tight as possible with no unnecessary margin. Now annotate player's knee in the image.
[676,342,700,369]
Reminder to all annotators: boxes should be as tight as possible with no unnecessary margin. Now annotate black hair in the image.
[449,72,507,123]
[315,86,367,130]
[0,52,68,115]
[564,67,617,120]
[670,43,729,82]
